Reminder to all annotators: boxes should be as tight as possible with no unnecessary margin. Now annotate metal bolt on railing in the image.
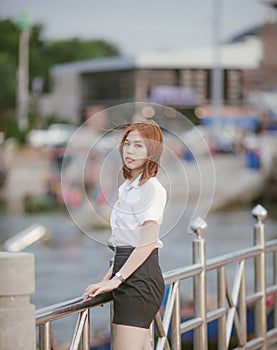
[189,217,208,239]
[252,204,268,224]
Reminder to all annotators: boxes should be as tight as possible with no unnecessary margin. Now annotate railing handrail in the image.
[266,238,277,252]
[2,224,49,252]
[163,263,203,284]
[36,292,112,325]
[206,246,261,271]
[35,237,277,326]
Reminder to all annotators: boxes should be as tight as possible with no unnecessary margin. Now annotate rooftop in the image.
[51,37,263,75]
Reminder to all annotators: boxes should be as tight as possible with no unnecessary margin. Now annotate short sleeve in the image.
[132,180,167,226]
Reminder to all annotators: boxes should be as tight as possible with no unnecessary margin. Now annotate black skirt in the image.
[112,247,164,329]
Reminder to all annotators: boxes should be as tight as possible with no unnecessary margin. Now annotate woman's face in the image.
[122,130,148,172]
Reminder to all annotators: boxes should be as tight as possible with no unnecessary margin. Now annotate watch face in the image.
[116,272,125,282]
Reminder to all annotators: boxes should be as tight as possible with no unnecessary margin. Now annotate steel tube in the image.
[217,266,226,349]
[207,246,260,271]
[36,293,112,325]
[193,236,207,350]
[206,308,225,322]
[274,251,277,329]
[239,262,247,346]
[254,221,267,350]
[180,317,203,333]
[171,280,181,350]
[39,322,51,350]
[163,263,202,284]
[265,239,277,252]
[81,309,90,350]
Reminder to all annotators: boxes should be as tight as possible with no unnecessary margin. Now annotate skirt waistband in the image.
[115,246,159,255]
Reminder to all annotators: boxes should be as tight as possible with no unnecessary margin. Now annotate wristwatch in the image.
[115,272,125,283]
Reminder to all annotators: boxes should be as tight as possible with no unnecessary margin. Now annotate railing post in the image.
[39,323,51,350]
[217,266,226,349]
[81,309,90,350]
[252,204,268,350]
[274,250,277,329]
[171,280,181,350]
[190,217,208,350]
[238,262,247,346]
[109,258,115,350]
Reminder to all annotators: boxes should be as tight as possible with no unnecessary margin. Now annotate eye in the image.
[135,144,143,148]
[123,140,130,146]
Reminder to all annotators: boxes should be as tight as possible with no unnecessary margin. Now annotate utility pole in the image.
[211,0,223,139]
[17,13,31,131]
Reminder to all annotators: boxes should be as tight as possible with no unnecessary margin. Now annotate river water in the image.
[0,202,276,344]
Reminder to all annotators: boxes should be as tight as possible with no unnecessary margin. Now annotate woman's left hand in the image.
[83,278,121,300]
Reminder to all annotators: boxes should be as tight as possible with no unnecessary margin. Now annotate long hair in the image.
[119,120,163,185]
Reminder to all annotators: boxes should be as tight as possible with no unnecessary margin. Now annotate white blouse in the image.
[109,173,167,248]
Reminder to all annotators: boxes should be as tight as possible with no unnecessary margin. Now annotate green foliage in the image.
[0,19,19,56]
[0,19,18,114]
[0,114,27,143]
[0,53,17,110]
[44,38,119,64]
[0,16,121,139]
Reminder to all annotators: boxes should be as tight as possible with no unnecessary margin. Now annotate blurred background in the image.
[0,0,277,347]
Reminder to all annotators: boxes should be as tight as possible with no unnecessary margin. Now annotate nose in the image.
[126,144,135,154]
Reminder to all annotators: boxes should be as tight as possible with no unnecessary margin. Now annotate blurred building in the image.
[41,5,277,125]
[243,1,277,116]
[244,25,277,92]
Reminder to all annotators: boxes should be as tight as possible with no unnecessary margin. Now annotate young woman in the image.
[83,120,167,350]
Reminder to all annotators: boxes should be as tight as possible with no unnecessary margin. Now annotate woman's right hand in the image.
[83,278,121,300]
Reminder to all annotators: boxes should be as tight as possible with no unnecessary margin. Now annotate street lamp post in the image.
[17,13,31,131]
[211,0,223,139]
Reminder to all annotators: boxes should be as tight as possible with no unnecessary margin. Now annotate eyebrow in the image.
[125,138,144,144]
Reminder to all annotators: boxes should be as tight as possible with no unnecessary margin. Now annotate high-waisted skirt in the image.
[112,247,164,329]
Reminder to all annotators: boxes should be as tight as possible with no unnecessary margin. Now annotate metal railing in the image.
[36,204,277,349]
[1,224,50,252]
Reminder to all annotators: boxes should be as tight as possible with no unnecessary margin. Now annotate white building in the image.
[41,35,263,125]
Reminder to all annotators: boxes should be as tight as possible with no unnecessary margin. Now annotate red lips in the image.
[125,157,134,162]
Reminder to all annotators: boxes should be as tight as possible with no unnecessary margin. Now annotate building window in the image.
[227,70,242,103]
[81,70,134,103]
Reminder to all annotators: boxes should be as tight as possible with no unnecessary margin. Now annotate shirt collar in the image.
[125,173,142,190]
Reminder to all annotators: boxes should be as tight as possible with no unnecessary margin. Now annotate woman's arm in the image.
[101,264,114,282]
[117,220,159,279]
[83,220,159,299]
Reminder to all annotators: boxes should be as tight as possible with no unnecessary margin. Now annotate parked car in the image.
[27,123,77,148]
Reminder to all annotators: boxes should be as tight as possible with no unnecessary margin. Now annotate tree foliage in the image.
[0,17,120,136]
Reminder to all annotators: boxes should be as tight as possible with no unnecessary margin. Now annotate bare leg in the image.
[114,324,151,350]
[143,328,153,350]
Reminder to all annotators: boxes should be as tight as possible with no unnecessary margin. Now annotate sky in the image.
[0,0,273,56]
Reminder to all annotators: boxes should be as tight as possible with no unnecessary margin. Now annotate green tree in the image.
[0,17,120,138]
[30,35,120,92]
[44,38,119,63]
[0,19,19,138]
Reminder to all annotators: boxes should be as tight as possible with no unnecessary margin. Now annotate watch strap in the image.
[115,272,125,283]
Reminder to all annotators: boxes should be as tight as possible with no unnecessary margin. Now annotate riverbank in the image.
[0,145,269,216]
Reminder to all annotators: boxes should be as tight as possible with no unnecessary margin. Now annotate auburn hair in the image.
[119,120,164,185]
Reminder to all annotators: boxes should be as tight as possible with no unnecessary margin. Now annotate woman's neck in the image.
[130,169,143,181]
